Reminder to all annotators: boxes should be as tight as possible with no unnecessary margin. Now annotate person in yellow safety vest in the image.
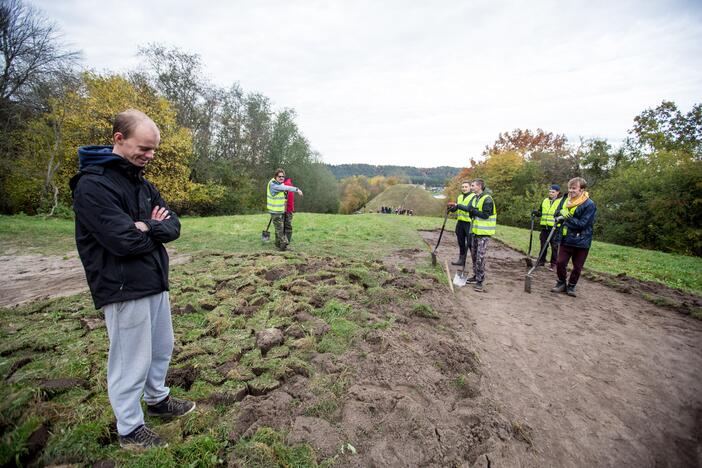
[531,184,566,271]
[267,168,303,251]
[466,179,496,292]
[446,180,475,266]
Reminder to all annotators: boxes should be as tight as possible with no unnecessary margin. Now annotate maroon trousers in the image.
[556,244,590,286]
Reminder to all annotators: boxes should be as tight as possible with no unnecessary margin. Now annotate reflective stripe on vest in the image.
[540,197,563,227]
[471,194,497,236]
[561,204,577,236]
[267,179,286,213]
[456,193,475,222]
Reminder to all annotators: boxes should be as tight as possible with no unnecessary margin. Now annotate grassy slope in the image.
[362,184,445,216]
[1,214,700,295]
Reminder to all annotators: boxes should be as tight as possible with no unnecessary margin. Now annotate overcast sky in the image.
[33,0,702,167]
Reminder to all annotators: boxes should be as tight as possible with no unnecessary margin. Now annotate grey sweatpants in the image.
[104,291,174,435]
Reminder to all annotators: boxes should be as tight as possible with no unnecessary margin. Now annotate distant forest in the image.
[326,164,461,186]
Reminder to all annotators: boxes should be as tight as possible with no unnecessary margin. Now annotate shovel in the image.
[524,221,560,293]
[261,218,272,242]
[431,208,450,266]
[453,220,473,287]
[525,213,536,268]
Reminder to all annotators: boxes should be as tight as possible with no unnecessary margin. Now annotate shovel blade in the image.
[524,274,532,293]
[453,272,468,287]
[261,231,270,242]
[431,252,437,266]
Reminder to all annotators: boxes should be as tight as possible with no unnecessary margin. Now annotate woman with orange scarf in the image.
[551,177,597,297]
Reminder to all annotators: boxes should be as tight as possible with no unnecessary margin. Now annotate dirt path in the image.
[423,231,702,467]
[0,251,191,308]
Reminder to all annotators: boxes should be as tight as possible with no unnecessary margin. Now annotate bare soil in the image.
[2,238,701,467]
[0,250,191,308]
[421,231,702,467]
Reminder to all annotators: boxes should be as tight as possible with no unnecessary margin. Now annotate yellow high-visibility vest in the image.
[471,194,497,236]
[456,192,475,222]
[267,179,286,214]
[561,204,577,236]
[540,197,564,227]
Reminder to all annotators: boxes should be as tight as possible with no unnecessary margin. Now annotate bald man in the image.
[70,109,195,450]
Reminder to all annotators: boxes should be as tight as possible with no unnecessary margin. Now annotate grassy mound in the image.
[361,184,445,217]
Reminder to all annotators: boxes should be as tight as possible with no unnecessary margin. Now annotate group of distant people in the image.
[379,206,414,216]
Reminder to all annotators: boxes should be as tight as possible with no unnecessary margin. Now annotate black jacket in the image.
[70,146,181,309]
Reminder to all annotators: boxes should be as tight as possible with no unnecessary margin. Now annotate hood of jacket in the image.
[71,145,143,194]
[77,145,124,170]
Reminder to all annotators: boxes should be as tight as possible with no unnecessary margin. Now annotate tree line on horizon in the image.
[327,164,460,187]
[1,0,700,256]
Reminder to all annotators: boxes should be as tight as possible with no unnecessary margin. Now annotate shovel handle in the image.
[433,208,450,254]
[527,222,561,275]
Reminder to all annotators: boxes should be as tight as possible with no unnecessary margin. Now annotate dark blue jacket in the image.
[70,146,180,309]
[560,198,596,249]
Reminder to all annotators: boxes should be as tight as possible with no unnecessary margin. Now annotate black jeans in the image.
[455,220,472,256]
[538,228,559,265]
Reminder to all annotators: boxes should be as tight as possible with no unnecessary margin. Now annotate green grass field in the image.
[0,214,445,466]
[1,213,700,295]
[1,213,700,465]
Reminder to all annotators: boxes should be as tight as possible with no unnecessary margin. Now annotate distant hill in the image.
[327,164,461,187]
[362,184,446,217]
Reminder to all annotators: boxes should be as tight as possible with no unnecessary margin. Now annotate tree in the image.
[592,150,701,255]
[339,176,371,214]
[5,73,197,214]
[483,128,569,159]
[628,100,702,158]
[0,0,78,115]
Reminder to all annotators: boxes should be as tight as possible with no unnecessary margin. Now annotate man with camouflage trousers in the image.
[267,168,303,251]
[465,179,497,292]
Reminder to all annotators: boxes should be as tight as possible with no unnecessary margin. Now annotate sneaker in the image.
[566,284,577,297]
[465,276,478,284]
[147,396,196,418]
[474,282,484,292]
[548,264,555,272]
[550,281,566,293]
[119,425,167,450]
